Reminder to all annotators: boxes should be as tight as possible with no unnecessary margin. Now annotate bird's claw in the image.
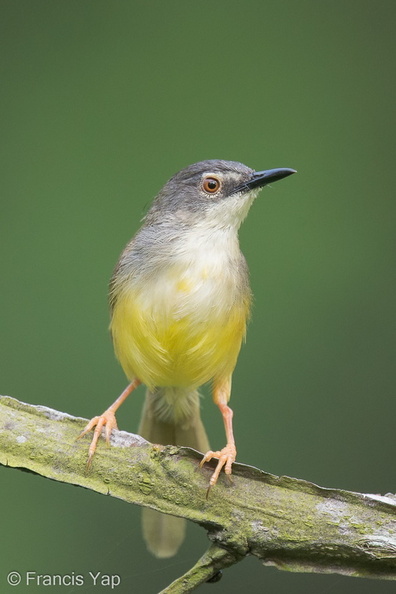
[77,410,118,468]
[200,443,237,495]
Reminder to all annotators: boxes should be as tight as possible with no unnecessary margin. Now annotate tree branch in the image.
[1,395,395,592]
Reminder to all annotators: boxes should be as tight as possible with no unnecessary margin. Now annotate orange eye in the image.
[202,176,221,194]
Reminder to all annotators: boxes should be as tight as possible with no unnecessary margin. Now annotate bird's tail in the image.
[138,387,210,558]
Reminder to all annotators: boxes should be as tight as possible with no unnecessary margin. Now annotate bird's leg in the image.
[200,377,236,491]
[78,378,141,467]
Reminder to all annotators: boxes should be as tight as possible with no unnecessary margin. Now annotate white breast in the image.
[137,224,246,322]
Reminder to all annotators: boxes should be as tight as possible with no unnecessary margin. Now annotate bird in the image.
[79,159,296,557]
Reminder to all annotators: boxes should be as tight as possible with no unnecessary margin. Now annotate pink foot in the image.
[200,443,237,492]
[78,410,118,468]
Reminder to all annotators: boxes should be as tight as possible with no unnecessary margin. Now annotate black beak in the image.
[246,167,297,191]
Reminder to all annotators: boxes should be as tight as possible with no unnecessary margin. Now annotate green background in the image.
[1,1,395,593]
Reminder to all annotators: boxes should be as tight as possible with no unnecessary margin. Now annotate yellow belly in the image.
[110,287,250,390]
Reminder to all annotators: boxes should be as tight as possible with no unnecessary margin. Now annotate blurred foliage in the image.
[1,1,395,593]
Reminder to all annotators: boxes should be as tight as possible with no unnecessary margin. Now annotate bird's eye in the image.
[202,176,221,194]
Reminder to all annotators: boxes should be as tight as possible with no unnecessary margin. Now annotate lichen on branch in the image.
[1,395,395,592]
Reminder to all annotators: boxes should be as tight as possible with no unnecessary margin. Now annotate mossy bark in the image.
[1,395,395,592]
